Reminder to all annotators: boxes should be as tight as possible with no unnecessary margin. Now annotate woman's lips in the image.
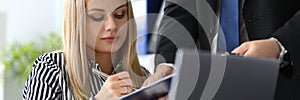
[101,36,119,42]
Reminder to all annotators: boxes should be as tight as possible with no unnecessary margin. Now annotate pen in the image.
[92,68,110,80]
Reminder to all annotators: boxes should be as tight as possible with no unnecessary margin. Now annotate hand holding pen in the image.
[92,68,137,97]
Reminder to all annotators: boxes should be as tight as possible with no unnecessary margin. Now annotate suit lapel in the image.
[239,0,249,44]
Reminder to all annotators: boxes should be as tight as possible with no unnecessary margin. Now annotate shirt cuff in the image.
[157,63,175,72]
[270,37,288,68]
[158,63,174,67]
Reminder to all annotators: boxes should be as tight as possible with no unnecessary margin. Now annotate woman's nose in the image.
[104,16,117,32]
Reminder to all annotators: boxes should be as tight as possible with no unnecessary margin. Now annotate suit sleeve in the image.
[155,1,210,66]
[272,10,300,79]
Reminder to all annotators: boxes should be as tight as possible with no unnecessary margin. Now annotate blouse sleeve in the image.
[23,53,62,100]
[141,67,151,78]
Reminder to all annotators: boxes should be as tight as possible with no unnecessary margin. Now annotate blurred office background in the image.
[0,0,163,99]
[0,0,63,99]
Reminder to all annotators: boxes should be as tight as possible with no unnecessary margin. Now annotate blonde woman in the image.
[23,0,150,99]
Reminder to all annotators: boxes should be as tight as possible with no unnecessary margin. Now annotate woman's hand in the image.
[95,71,134,99]
[142,64,173,87]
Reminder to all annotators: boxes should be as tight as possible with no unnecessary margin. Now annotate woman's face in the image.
[86,0,128,53]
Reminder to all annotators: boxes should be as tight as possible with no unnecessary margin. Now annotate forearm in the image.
[155,63,174,76]
[271,10,300,79]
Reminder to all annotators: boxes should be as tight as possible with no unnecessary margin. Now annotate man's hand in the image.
[232,38,281,59]
[142,64,174,87]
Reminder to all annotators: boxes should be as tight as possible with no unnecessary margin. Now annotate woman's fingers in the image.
[106,71,133,90]
[119,85,134,94]
[116,71,131,79]
[103,71,134,97]
[106,71,131,81]
[106,80,133,96]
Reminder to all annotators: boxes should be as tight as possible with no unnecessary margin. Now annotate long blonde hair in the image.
[121,0,148,89]
[62,0,147,99]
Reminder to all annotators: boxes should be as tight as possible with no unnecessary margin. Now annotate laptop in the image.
[168,48,280,100]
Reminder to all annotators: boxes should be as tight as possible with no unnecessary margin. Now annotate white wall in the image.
[132,0,147,17]
[0,0,62,43]
[0,12,6,48]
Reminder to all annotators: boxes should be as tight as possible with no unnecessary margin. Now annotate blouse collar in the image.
[87,58,123,75]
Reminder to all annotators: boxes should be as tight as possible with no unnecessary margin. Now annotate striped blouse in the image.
[22,51,150,100]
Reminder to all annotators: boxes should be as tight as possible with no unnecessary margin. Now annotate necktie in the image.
[219,0,239,52]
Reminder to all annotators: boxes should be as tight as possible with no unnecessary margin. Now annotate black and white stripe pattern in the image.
[23,51,150,100]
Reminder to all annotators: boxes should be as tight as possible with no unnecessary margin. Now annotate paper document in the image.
[119,74,174,100]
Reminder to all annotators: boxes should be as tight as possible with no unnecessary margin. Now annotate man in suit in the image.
[232,10,300,100]
[142,0,300,99]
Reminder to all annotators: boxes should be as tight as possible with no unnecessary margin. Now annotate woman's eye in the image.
[93,16,105,21]
[91,15,105,21]
[114,11,125,19]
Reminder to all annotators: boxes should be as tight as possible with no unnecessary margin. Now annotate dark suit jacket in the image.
[155,0,300,99]
[271,10,300,100]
